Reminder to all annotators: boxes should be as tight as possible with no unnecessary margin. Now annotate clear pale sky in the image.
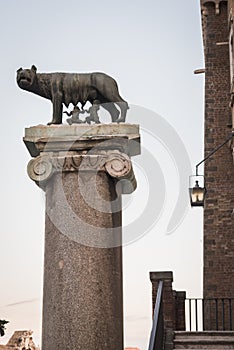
[0,1,204,349]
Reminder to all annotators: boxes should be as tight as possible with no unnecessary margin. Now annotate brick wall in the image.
[202,1,234,300]
[150,272,186,331]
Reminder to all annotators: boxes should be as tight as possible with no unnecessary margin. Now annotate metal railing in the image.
[186,298,234,331]
[148,281,164,350]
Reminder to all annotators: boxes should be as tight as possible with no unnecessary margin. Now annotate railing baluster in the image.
[209,299,211,330]
[202,298,205,331]
[229,299,232,330]
[216,299,219,330]
[189,299,192,331]
[195,299,198,331]
[222,299,225,331]
[185,297,234,332]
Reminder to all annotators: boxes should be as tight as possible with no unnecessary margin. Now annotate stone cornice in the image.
[23,124,140,157]
[201,0,227,15]
[200,0,228,50]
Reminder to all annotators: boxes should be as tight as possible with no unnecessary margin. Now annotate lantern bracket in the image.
[195,132,233,176]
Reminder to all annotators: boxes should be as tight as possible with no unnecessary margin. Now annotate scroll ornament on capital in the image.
[27,151,136,192]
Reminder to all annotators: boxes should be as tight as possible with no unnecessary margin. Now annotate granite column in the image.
[24,124,140,350]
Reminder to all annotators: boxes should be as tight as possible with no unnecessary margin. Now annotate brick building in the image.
[149,1,234,345]
[201,0,234,301]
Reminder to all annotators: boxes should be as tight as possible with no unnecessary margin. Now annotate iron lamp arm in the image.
[196,132,233,176]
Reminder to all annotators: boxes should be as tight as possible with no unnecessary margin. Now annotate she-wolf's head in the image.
[16,65,37,89]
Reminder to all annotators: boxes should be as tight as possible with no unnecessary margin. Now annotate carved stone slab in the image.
[24,123,140,157]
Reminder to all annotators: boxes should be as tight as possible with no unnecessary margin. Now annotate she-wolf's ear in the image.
[17,67,22,73]
[31,65,37,73]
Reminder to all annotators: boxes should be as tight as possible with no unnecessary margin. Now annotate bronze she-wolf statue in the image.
[16,65,128,125]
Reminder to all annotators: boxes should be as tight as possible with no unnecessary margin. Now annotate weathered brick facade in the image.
[201,0,234,301]
[150,272,186,331]
[149,1,234,336]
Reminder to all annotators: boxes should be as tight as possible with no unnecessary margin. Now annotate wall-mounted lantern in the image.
[189,132,233,207]
[189,175,206,207]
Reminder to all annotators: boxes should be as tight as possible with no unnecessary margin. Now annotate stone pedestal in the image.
[24,124,140,350]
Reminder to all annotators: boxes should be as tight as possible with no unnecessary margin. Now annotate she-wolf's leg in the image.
[115,100,129,123]
[48,94,63,125]
[104,87,129,122]
[101,102,120,122]
[90,100,101,124]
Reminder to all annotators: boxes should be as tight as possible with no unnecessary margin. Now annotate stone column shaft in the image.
[24,124,140,350]
[42,171,123,349]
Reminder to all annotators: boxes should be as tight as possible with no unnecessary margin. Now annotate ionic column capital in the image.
[27,151,136,194]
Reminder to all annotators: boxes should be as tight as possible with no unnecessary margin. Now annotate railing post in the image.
[175,291,186,331]
[150,271,186,333]
[150,272,176,330]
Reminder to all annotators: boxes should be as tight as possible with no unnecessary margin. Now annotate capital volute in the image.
[27,155,53,186]
[104,152,136,193]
